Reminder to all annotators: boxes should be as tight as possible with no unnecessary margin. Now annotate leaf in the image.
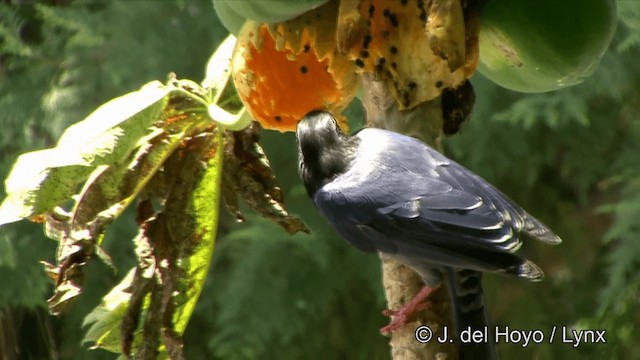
[44,119,198,316]
[208,104,252,131]
[174,129,224,333]
[0,81,171,227]
[202,34,236,97]
[82,128,224,356]
[0,153,93,226]
[202,34,251,131]
[221,124,309,235]
[47,251,91,315]
[56,81,169,165]
[163,129,225,334]
[122,209,162,358]
[70,127,188,235]
[83,268,138,353]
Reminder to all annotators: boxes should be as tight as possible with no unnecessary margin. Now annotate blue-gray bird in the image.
[296,111,561,360]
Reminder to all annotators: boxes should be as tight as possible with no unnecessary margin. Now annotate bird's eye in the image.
[333,120,342,133]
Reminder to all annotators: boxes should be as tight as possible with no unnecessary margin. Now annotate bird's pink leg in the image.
[380,286,436,334]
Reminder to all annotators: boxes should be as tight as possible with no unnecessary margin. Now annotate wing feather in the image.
[313,128,559,278]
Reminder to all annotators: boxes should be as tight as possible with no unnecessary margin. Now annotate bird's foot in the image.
[380,286,435,334]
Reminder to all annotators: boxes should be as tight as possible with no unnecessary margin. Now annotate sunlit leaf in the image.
[0,155,93,226]
[70,127,188,233]
[171,129,224,334]
[202,34,251,131]
[0,81,171,227]
[57,81,169,165]
[83,268,138,353]
[81,128,224,356]
[202,34,236,97]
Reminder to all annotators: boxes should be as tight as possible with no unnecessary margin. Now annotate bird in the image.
[296,110,561,360]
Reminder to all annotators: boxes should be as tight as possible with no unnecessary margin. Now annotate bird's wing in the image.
[423,144,561,245]
[313,129,558,278]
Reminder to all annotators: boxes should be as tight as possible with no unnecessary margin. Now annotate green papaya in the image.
[213,0,329,35]
[478,0,617,93]
[213,0,246,35]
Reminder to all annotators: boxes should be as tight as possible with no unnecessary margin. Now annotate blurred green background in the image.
[0,1,639,359]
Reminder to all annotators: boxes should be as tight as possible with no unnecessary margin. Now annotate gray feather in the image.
[313,127,560,280]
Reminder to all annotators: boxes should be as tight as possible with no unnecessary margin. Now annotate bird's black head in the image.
[296,111,358,197]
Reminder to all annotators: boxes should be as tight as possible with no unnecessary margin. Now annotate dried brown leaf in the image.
[222,123,309,235]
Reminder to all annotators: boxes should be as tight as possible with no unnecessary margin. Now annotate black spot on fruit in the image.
[402,91,410,107]
[388,13,399,27]
[376,57,386,72]
[363,35,372,49]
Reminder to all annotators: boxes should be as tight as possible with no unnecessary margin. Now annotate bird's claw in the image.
[380,301,432,334]
[380,286,436,334]
[382,302,431,317]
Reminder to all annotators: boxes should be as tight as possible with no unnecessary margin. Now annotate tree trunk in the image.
[362,73,457,360]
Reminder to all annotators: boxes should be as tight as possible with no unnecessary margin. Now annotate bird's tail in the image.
[523,214,562,245]
[447,268,497,360]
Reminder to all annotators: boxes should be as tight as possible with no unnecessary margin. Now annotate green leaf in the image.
[83,268,138,353]
[0,151,94,226]
[0,81,170,227]
[202,34,236,97]
[81,128,224,355]
[167,129,225,334]
[202,34,251,131]
[70,127,188,234]
[44,109,200,316]
[56,81,169,165]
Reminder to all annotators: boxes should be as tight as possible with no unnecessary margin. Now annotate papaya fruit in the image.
[213,0,246,35]
[478,0,617,93]
[213,0,329,35]
[231,3,359,132]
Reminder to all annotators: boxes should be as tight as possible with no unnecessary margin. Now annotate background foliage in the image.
[0,0,638,359]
